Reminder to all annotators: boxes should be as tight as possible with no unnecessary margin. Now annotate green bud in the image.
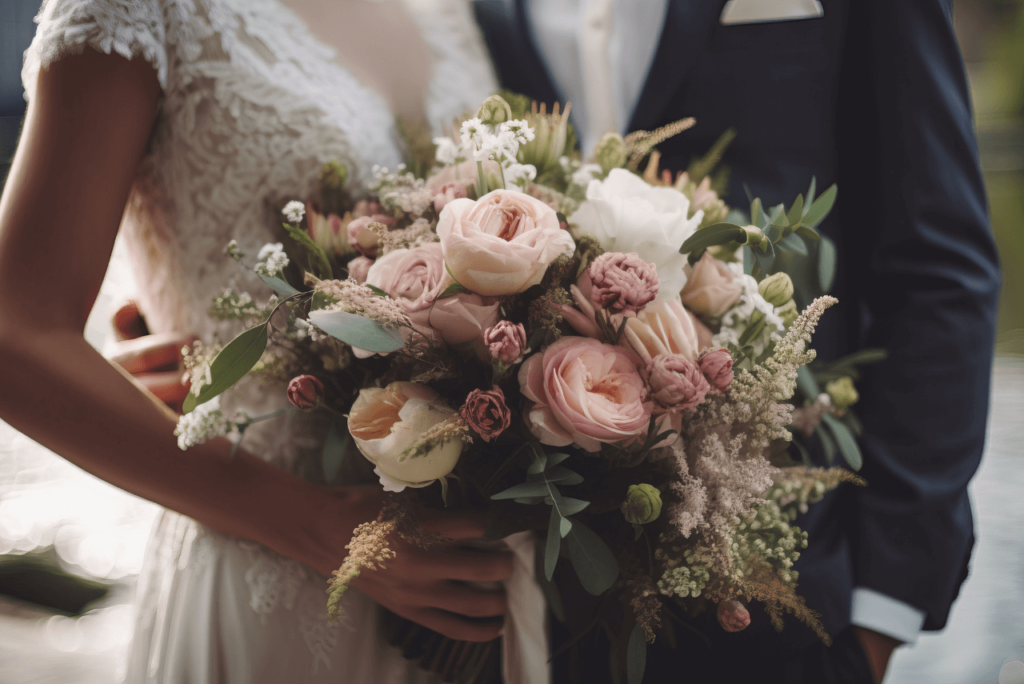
[742,225,767,249]
[826,377,859,409]
[477,95,513,126]
[621,484,663,525]
[594,132,628,173]
[775,299,799,328]
[319,160,348,190]
[758,273,795,308]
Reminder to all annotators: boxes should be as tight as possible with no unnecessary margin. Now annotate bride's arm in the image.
[0,49,509,642]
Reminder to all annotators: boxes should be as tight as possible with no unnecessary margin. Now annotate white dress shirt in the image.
[524,0,927,645]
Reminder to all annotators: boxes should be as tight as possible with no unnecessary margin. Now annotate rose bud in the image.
[621,484,663,525]
[648,354,710,411]
[588,252,660,315]
[460,388,512,442]
[287,375,324,411]
[717,601,751,633]
[698,349,734,393]
[484,321,528,365]
[346,216,382,258]
[758,272,795,308]
[433,180,468,213]
[347,255,374,284]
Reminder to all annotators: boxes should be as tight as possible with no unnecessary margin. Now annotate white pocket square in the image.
[720,0,824,25]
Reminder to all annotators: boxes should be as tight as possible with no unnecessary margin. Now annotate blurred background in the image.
[1,1,1022,682]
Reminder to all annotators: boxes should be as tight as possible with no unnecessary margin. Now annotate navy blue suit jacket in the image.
[474,0,1001,647]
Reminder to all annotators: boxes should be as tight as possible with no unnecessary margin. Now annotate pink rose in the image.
[484,321,528,365]
[437,189,576,296]
[287,375,323,411]
[460,388,512,442]
[680,252,743,318]
[347,255,374,284]
[519,336,652,452]
[621,299,701,365]
[699,349,734,393]
[347,216,381,258]
[588,252,660,315]
[365,243,499,347]
[433,181,468,213]
[427,160,501,196]
[647,354,710,411]
[717,601,751,633]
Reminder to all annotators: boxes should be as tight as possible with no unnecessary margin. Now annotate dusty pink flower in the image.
[621,299,701,365]
[347,256,374,284]
[648,354,710,411]
[688,309,715,353]
[588,252,660,315]
[460,388,512,442]
[287,375,323,411]
[680,252,743,318]
[484,321,527,365]
[305,204,348,256]
[519,336,651,452]
[559,283,606,340]
[699,349,734,393]
[347,216,381,258]
[717,601,751,633]
[433,181,468,213]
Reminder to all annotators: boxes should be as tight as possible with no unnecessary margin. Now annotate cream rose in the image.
[348,382,462,491]
[621,299,701,365]
[680,252,743,318]
[436,189,575,296]
[570,168,702,299]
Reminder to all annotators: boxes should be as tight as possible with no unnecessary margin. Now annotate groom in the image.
[474,0,1001,682]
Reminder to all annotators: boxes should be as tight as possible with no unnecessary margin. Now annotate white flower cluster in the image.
[224,239,244,261]
[254,242,289,278]
[571,162,604,188]
[434,117,539,190]
[282,200,306,224]
[371,165,433,216]
[174,397,229,450]
[713,262,785,358]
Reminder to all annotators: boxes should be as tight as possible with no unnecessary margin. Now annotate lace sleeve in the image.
[21,0,169,102]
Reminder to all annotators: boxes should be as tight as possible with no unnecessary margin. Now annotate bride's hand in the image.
[312,486,512,643]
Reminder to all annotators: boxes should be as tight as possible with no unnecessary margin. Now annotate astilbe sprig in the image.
[311,277,412,330]
[400,413,473,461]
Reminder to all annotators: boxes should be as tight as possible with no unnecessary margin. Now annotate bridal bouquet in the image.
[175,94,865,683]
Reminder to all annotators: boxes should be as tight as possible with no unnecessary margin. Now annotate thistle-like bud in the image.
[287,375,324,411]
[775,299,799,328]
[758,272,795,307]
[477,95,513,126]
[594,132,627,173]
[621,484,663,525]
[826,377,859,409]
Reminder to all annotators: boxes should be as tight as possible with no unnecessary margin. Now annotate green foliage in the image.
[307,310,405,353]
[821,413,863,470]
[282,222,333,280]
[626,623,647,684]
[565,520,619,595]
[258,273,300,297]
[183,322,269,414]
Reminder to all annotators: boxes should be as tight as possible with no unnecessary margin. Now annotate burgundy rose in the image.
[460,388,512,442]
[699,349,734,393]
[483,321,528,365]
[588,252,660,315]
[717,601,751,633]
[647,354,710,412]
[287,375,324,411]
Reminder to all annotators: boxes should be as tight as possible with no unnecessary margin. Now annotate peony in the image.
[484,321,528,365]
[588,252,659,314]
[348,382,462,490]
[699,349,734,393]
[648,354,710,411]
[621,299,701,365]
[570,169,702,299]
[365,243,499,347]
[347,256,374,284]
[679,252,743,318]
[460,388,512,442]
[519,336,651,452]
[436,189,575,296]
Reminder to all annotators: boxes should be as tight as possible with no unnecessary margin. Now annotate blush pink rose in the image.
[680,252,743,318]
[347,255,374,284]
[648,354,710,411]
[347,216,381,258]
[427,160,501,196]
[460,388,512,442]
[519,336,652,452]
[436,189,576,296]
[365,242,499,347]
[433,181,468,213]
[699,349,734,393]
[621,299,701,365]
[588,252,660,315]
[484,321,528,365]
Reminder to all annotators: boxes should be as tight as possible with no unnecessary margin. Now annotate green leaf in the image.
[437,280,467,300]
[183,323,268,414]
[828,348,889,370]
[627,624,647,684]
[547,452,571,467]
[365,284,390,298]
[678,223,746,255]
[565,520,619,595]
[545,466,584,485]
[307,310,405,353]
[527,453,548,475]
[283,222,332,279]
[806,177,818,207]
[751,197,768,228]
[545,506,561,581]
[556,497,591,516]
[737,316,767,348]
[559,517,573,538]
[801,184,837,228]
[822,413,864,470]
[796,366,821,399]
[815,424,837,465]
[818,235,837,293]
[777,232,808,256]
[794,225,821,242]
[787,194,805,227]
[258,273,300,297]
[768,203,787,227]
[514,496,546,505]
[491,481,551,500]
[322,419,349,484]
[310,290,338,311]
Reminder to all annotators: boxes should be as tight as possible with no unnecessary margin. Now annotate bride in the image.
[0,0,527,681]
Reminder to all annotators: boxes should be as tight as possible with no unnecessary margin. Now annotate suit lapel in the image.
[627,0,725,133]
[473,0,561,107]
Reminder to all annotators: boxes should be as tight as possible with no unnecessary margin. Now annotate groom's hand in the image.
[855,626,902,684]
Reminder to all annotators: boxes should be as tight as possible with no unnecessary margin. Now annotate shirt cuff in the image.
[850,587,926,644]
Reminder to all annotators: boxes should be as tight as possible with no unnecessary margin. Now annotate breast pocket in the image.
[709,14,827,53]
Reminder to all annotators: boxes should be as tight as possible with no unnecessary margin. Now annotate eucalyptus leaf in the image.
[787,194,805,227]
[815,424,838,465]
[818,235,837,293]
[545,506,561,580]
[751,197,768,228]
[258,273,300,297]
[678,223,746,255]
[321,419,349,484]
[768,203,786,226]
[806,177,818,207]
[796,366,821,399]
[753,240,775,275]
[527,453,548,475]
[743,245,755,276]
[183,323,268,414]
[545,466,584,485]
[547,452,571,467]
[556,497,591,517]
[627,623,647,684]
[738,317,766,348]
[778,232,808,256]
[559,517,573,538]
[514,496,547,505]
[565,520,620,595]
[310,290,338,311]
[491,481,550,500]
[794,225,821,242]
[822,413,864,470]
[307,310,405,353]
[801,184,837,228]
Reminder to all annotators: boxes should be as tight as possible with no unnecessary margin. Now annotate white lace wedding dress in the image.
[21,1,518,682]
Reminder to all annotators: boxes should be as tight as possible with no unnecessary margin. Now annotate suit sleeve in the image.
[835,0,1001,630]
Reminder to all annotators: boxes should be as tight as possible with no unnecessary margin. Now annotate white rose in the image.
[348,382,462,491]
[570,168,703,299]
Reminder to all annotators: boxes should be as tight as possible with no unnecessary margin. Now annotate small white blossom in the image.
[225,239,244,261]
[504,163,537,190]
[433,136,463,165]
[283,200,306,224]
[500,119,535,146]
[255,243,289,277]
[460,118,485,149]
[571,163,604,187]
[174,397,230,450]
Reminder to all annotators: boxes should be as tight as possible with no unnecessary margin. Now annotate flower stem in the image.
[476,160,488,197]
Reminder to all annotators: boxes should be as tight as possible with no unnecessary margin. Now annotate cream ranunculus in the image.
[570,168,703,299]
[436,189,576,296]
[348,382,462,491]
[621,299,701,365]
